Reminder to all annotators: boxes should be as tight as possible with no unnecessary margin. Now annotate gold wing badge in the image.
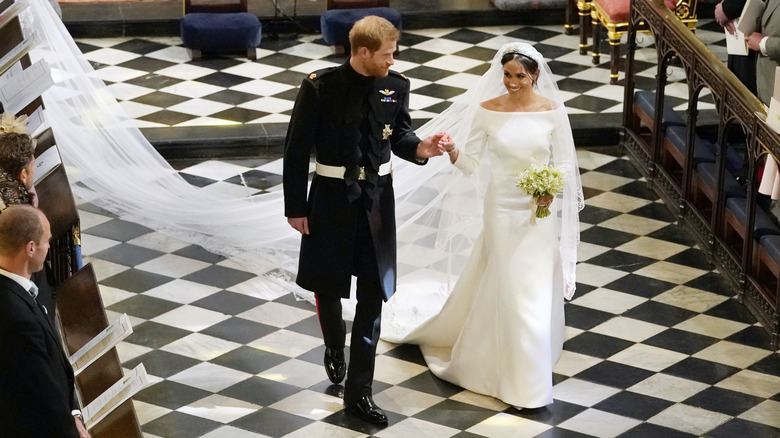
[379,89,397,103]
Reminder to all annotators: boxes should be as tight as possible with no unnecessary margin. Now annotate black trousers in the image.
[315,211,383,405]
[728,52,757,95]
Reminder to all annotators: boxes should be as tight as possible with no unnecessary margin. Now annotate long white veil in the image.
[23,0,581,316]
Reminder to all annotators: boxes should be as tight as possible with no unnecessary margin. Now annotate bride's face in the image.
[502,60,536,94]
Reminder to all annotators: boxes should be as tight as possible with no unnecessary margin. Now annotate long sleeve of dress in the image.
[453,110,487,175]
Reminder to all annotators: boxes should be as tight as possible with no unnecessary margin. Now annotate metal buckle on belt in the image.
[358,167,366,180]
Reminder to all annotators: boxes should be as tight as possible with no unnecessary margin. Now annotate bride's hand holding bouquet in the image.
[515,163,566,224]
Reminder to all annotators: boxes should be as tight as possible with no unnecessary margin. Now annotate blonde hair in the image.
[349,15,399,54]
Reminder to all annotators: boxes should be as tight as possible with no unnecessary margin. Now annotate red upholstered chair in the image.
[589,0,698,84]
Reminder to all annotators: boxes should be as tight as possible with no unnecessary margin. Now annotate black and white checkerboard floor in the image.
[75,20,728,130]
[79,148,780,438]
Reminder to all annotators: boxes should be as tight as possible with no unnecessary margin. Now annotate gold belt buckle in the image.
[358,166,366,180]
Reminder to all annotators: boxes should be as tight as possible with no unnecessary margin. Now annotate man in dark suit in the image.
[715,0,758,94]
[283,15,451,425]
[0,205,89,437]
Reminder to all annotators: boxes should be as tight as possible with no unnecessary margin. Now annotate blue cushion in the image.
[725,144,746,175]
[180,13,262,52]
[696,162,746,200]
[664,125,716,165]
[759,234,780,265]
[726,197,780,239]
[634,90,685,128]
[320,7,402,46]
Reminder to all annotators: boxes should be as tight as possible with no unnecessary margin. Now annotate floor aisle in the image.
[79,148,780,438]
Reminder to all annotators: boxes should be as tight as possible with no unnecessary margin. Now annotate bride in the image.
[382,42,583,409]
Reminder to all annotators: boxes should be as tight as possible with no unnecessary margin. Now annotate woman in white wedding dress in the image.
[382,43,583,409]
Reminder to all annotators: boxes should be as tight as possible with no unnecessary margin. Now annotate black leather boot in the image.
[324,347,346,384]
[344,394,388,424]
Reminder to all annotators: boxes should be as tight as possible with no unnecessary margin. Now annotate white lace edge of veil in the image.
[24,0,582,319]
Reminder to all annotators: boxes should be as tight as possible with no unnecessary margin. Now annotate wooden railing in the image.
[623,0,779,349]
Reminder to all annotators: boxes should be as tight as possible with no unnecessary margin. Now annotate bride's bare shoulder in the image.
[480,97,502,110]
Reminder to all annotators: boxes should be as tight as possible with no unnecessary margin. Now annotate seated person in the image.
[0,122,37,211]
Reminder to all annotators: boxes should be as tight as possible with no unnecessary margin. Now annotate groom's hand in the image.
[288,217,310,235]
[416,133,447,159]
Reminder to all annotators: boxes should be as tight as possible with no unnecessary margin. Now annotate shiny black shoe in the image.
[324,347,346,384]
[344,395,388,425]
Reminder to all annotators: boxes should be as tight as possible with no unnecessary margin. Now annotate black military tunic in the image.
[283,61,424,301]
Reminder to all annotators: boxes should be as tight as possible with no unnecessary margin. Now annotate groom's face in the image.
[360,39,396,77]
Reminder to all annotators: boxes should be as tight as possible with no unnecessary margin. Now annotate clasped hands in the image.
[715,0,764,50]
[416,132,455,158]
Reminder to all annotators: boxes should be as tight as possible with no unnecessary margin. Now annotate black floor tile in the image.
[179,173,218,188]
[223,169,284,190]
[106,293,180,319]
[661,357,739,384]
[173,245,227,263]
[229,408,313,435]
[565,94,618,112]
[112,39,170,55]
[684,272,735,297]
[414,83,468,99]
[285,315,325,338]
[395,48,443,63]
[593,158,643,179]
[202,89,263,105]
[545,60,591,77]
[123,349,200,378]
[398,371,463,398]
[642,328,719,355]
[603,274,677,298]
[647,224,699,246]
[91,243,164,267]
[579,204,622,225]
[440,28,496,44]
[211,346,289,374]
[142,412,221,438]
[611,180,661,201]
[195,72,253,88]
[138,110,198,126]
[628,202,676,222]
[398,32,431,47]
[219,377,300,406]
[191,291,265,315]
[579,226,638,248]
[452,46,497,62]
[135,380,212,410]
[683,386,764,416]
[593,390,674,420]
[564,303,614,330]
[557,77,604,94]
[623,301,697,327]
[187,56,244,70]
[573,361,654,389]
[383,343,426,366]
[131,90,191,107]
[200,317,276,344]
[414,399,495,429]
[725,326,775,351]
[617,422,697,437]
[536,428,595,438]
[126,73,184,90]
[563,332,633,359]
[707,418,780,438]
[533,42,573,59]
[182,265,256,289]
[263,70,308,86]
[101,268,174,293]
[118,56,177,72]
[748,353,780,377]
[209,107,269,123]
[84,218,153,242]
[322,408,401,435]
[664,248,712,270]
[704,298,758,324]
[516,399,587,425]
[125,320,192,349]
[402,65,455,82]
[586,249,657,272]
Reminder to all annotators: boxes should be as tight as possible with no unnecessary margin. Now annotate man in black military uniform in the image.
[283,16,452,425]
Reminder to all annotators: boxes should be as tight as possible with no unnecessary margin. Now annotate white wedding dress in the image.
[382,106,565,408]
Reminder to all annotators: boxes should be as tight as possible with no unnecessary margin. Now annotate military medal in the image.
[382,124,393,140]
[379,88,397,103]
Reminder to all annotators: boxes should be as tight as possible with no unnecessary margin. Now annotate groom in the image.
[283,16,451,424]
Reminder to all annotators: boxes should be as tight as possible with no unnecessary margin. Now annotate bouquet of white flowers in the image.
[515,163,567,223]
